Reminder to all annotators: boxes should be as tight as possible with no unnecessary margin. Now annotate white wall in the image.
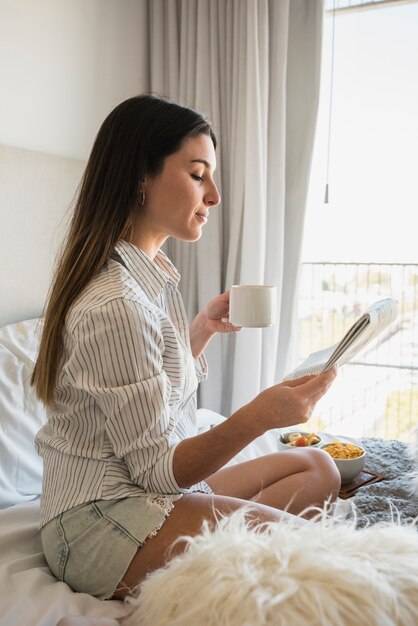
[0,0,149,160]
[0,1,151,325]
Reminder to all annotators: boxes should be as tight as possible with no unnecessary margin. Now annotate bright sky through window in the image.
[303,2,418,263]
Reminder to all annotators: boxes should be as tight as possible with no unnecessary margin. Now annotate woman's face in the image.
[132,133,221,258]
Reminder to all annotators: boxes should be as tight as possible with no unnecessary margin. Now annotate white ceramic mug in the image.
[229,285,277,328]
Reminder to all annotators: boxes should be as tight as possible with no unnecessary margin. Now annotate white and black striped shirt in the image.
[36,240,211,527]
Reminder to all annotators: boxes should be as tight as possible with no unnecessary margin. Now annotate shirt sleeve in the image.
[67,298,193,495]
[194,353,208,382]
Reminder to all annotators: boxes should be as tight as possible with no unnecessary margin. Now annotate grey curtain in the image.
[142,0,324,416]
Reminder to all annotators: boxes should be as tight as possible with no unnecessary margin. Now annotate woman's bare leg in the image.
[112,492,297,600]
[206,448,341,515]
[112,450,339,601]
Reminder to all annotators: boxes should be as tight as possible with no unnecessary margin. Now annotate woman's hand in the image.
[245,368,338,434]
[200,290,242,335]
[189,291,241,358]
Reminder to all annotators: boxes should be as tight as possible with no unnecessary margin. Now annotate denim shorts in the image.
[41,495,182,600]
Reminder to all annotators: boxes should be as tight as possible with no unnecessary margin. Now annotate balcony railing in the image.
[297,262,418,442]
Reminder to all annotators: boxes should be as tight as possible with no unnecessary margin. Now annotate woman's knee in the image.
[288,448,340,499]
[305,448,341,495]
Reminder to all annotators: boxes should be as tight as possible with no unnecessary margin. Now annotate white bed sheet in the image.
[0,500,127,626]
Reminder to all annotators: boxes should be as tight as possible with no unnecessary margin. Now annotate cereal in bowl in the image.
[323,441,364,459]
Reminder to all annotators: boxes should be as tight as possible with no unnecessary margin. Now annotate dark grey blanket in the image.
[350,437,417,527]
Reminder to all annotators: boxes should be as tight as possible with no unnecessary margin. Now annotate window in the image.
[298,0,418,441]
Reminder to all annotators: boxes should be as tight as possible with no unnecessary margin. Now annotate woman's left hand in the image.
[201,290,242,334]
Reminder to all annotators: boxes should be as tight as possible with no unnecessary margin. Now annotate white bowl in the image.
[321,443,366,484]
[279,431,322,448]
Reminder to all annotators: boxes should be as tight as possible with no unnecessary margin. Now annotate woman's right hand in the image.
[247,367,337,434]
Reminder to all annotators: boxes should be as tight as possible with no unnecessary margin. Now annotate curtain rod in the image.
[325,0,418,15]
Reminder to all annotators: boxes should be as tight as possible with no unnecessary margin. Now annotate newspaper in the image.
[284,298,398,380]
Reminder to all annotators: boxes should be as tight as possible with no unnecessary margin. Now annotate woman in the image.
[32,94,340,602]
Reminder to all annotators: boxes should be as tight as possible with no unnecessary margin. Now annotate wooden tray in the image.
[338,470,385,499]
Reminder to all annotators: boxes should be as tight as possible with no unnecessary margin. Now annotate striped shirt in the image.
[35,240,211,527]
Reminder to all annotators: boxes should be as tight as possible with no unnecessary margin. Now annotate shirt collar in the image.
[113,240,181,300]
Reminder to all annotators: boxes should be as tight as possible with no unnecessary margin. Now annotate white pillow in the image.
[0,318,47,508]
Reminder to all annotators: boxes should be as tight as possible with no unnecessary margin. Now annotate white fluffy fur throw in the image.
[124,508,418,626]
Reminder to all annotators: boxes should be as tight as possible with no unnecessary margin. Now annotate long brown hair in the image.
[31,94,216,404]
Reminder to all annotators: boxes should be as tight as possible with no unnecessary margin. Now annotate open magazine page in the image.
[321,298,398,372]
[283,344,340,379]
[283,298,398,381]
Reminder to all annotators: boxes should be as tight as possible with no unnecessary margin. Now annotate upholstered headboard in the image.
[0,144,85,327]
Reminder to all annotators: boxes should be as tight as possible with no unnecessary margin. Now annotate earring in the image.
[139,190,145,207]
